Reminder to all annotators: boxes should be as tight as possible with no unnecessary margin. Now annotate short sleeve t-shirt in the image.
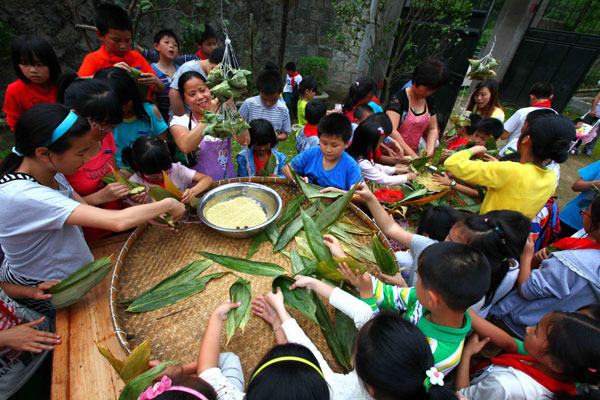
[239,96,292,134]
[113,102,169,167]
[3,79,58,131]
[503,106,556,143]
[0,173,93,280]
[560,160,600,230]
[129,162,196,191]
[289,146,363,191]
[77,46,155,77]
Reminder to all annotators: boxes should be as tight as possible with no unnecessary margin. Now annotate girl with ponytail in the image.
[342,76,382,122]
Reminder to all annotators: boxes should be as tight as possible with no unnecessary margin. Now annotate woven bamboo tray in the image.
[110,177,390,381]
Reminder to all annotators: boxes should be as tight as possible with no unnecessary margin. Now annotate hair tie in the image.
[47,111,79,146]
[250,356,324,383]
[355,81,360,86]
[423,367,444,393]
[12,147,24,157]
[589,367,597,373]
[377,126,385,136]
[138,375,208,400]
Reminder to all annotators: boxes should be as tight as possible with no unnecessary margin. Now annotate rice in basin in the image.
[204,196,268,229]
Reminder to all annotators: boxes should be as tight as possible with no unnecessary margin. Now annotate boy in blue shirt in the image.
[283,113,362,191]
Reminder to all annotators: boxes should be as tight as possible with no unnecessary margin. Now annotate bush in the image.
[298,57,329,92]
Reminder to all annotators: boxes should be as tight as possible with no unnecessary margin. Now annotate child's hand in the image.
[251,296,281,328]
[481,153,499,162]
[129,190,148,204]
[0,317,60,353]
[432,173,451,187]
[30,280,61,301]
[522,233,535,260]
[113,62,131,72]
[463,333,491,358]
[212,299,240,321]
[138,72,160,87]
[320,187,345,194]
[264,287,285,311]
[379,272,408,287]
[102,182,130,202]
[181,188,197,204]
[468,145,487,157]
[165,198,186,222]
[323,234,347,258]
[354,182,376,203]
[534,247,549,264]
[337,262,373,298]
[394,165,409,175]
[289,275,317,291]
[303,176,309,184]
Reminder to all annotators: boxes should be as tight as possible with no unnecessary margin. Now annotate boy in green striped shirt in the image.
[341,242,491,375]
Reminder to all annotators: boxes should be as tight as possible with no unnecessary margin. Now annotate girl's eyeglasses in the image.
[142,168,172,181]
[88,119,118,132]
[580,209,592,218]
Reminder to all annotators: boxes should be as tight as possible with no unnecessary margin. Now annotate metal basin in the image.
[197,182,283,239]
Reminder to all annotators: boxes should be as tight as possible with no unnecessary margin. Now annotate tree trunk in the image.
[277,0,290,74]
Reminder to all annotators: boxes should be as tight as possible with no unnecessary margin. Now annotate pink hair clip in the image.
[138,375,208,400]
[377,126,385,135]
[589,367,597,373]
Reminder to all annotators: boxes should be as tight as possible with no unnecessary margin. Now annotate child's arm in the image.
[82,182,130,206]
[517,234,535,297]
[424,115,439,157]
[431,173,480,199]
[0,281,60,301]
[0,317,61,353]
[197,300,241,374]
[181,172,213,204]
[282,164,294,181]
[251,296,287,344]
[455,333,491,390]
[467,309,518,353]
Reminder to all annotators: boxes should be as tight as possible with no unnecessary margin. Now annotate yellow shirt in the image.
[472,105,505,123]
[444,150,557,219]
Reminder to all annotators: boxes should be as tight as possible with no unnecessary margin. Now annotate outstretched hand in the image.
[323,234,346,258]
[212,299,240,321]
[463,333,491,358]
[251,296,281,328]
[337,262,373,299]
[0,317,60,353]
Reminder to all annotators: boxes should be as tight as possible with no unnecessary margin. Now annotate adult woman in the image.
[467,79,505,122]
[386,60,448,158]
[169,71,248,181]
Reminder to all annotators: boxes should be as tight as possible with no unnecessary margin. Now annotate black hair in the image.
[153,29,180,47]
[524,108,556,126]
[417,206,461,242]
[418,242,491,312]
[177,71,207,101]
[412,60,449,90]
[95,67,150,125]
[578,303,600,320]
[476,117,504,140]
[354,311,457,400]
[467,79,503,118]
[0,103,90,177]
[453,210,531,306]
[365,112,393,135]
[256,69,283,95]
[246,343,329,400]
[573,118,584,125]
[587,193,600,233]
[347,119,386,161]
[196,24,217,45]
[466,113,482,135]
[342,76,376,112]
[208,47,225,65]
[285,62,296,71]
[305,99,327,126]
[151,365,217,400]
[122,136,172,175]
[298,76,318,97]
[353,104,374,122]
[60,71,123,125]
[318,113,352,143]
[249,118,277,148]
[264,61,277,71]
[95,3,132,35]
[530,81,553,99]
[519,115,576,163]
[11,35,61,84]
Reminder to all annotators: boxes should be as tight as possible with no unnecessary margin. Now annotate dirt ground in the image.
[554,153,598,209]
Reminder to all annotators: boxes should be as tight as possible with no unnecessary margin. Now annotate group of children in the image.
[0,2,599,399]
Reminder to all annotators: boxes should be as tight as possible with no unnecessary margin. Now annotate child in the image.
[149,29,182,123]
[296,76,318,131]
[445,115,575,219]
[0,104,184,314]
[283,113,362,191]
[466,79,505,122]
[94,67,168,167]
[236,119,287,178]
[457,309,600,399]
[77,4,164,94]
[123,136,212,203]
[501,81,555,141]
[240,69,292,143]
[416,205,461,242]
[490,193,600,339]
[341,241,491,375]
[559,159,600,237]
[137,24,218,64]
[347,118,416,186]
[3,35,61,131]
[60,74,126,242]
[252,286,457,399]
[0,282,60,397]
[283,61,302,112]
[471,117,504,147]
[170,71,248,181]
[353,104,374,125]
[342,76,382,122]
[447,113,481,150]
[295,99,326,154]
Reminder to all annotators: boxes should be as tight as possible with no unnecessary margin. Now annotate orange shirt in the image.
[77,45,155,77]
[3,79,57,131]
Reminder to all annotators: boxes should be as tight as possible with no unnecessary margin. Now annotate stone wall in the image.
[0,0,360,106]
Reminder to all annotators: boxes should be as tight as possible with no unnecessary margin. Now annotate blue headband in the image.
[12,147,23,157]
[47,111,78,145]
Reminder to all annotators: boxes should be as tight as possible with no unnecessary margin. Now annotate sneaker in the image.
[585,149,593,156]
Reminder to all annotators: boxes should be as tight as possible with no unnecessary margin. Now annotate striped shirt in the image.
[239,95,292,134]
[362,277,471,375]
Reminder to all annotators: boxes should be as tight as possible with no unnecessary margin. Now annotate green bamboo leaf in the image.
[317,257,366,281]
[301,209,332,263]
[148,186,195,212]
[372,235,398,275]
[335,308,358,365]
[476,185,486,203]
[120,340,150,384]
[196,251,286,276]
[126,273,225,312]
[272,276,317,323]
[327,224,358,246]
[312,292,352,371]
[48,257,113,308]
[334,220,373,236]
[264,222,280,245]
[340,242,376,264]
[247,232,268,259]
[408,156,431,172]
[273,201,320,252]
[485,136,498,151]
[290,250,316,275]
[295,236,316,261]
[257,153,277,176]
[314,181,360,231]
[226,278,252,343]
[399,187,428,203]
[289,166,344,200]
[278,194,305,227]
[101,173,117,184]
[119,361,177,400]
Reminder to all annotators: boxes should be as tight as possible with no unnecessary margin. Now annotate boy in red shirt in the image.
[77,3,164,94]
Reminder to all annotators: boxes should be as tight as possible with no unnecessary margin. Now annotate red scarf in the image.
[196,49,207,60]
[304,123,318,137]
[532,100,552,108]
[289,71,300,90]
[254,151,270,172]
[490,354,576,395]
[550,237,600,251]
[370,96,381,106]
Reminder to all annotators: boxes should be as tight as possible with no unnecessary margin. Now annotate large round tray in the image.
[110,177,391,380]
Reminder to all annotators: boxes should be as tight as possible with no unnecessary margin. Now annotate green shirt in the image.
[362,277,471,375]
[297,99,308,133]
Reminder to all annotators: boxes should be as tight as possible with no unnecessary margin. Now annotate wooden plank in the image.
[52,306,70,399]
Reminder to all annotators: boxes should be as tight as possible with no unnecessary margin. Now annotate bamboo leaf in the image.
[335,308,358,365]
[312,292,351,371]
[290,250,316,276]
[48,257,113,308]
[162,171,183,197]
[289,166,344,200]
[258,153,277,176]
[277,194,305,227]
[485,136,498,151]
[120,341,150,384]
[295,236,316,261]
[314,181,360,231]
[334,220,373,236]
[118,361,177,400]
[327,224,358,246]
[147,185,194,212]
[273,201,320,252]
[317,258,366,281]
[247,232,268,259]
[372,235,398,275]
[126,273,226,312]
[398,187,428,203]
[264,222,280,245]
[301,209,332,263]
[97,344,124,374]
[196,251,286,276]
[272,276,317,323]
[226,278,252,343]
